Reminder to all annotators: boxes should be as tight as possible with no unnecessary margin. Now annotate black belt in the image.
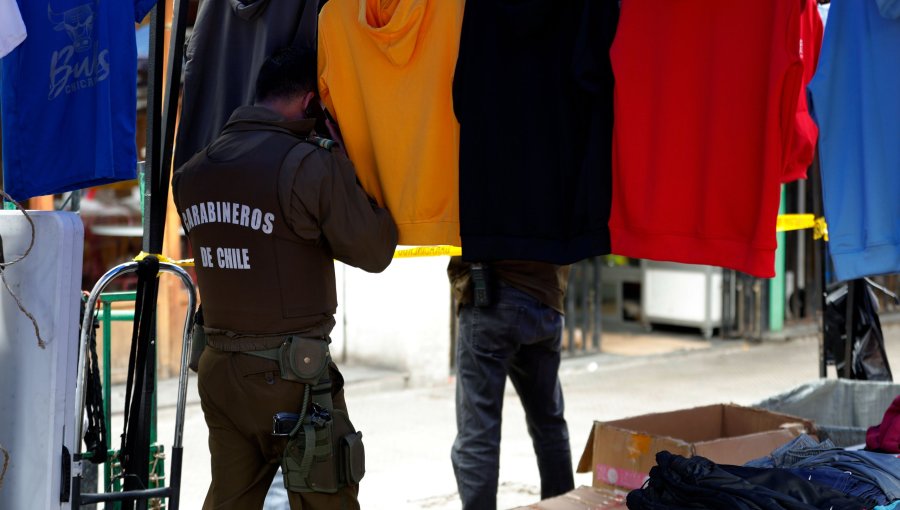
[205,333,288,352]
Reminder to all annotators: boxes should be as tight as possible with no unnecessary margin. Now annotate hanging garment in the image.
[453,0,617,264]
[318,0,463,247]
[173,0,321,170]
[783,0,825,182]
[0,0,156,202]
[609,0,804,278]
[0,0,26,58]
[808,0,900,281]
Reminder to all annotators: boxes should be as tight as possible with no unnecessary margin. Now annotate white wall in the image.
[332,256,453,386]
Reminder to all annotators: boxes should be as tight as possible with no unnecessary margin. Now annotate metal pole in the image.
[565,268,575,353]
[102,300,113,492]
[797,179,808,317]
[593,257,602,351]
[819,248,828,378]
[143,2,166,254]
[843,280,856,379]
[810,148,828,377]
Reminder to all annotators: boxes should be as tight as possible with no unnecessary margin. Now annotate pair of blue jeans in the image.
[451,283,574,510]
[782,467,889,506]
[748,434,900,502]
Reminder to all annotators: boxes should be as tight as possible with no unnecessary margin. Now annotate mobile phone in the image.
[472,263,492,307]
[306,100,329,136]
[321,103,344,145]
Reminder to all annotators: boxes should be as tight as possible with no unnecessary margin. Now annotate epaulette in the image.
[307,135,336,151]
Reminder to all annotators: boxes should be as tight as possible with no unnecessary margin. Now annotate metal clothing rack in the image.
[70,261,196,508]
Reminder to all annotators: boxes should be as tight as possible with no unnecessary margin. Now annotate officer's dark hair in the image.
[255,46,318,103]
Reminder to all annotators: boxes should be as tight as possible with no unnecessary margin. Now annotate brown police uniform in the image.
[173,106,397,510]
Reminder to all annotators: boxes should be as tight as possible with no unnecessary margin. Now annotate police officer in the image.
[173,47,397,510]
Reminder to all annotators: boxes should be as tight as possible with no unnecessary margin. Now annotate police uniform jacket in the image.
[173,106,398,337]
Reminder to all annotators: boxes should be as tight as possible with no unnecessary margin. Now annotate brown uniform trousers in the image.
[198,347,360,510]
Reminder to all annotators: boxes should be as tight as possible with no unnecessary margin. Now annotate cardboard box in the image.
[576,404,815,491]
[511,486,626,510]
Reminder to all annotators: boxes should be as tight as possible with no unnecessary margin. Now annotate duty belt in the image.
[205,332,286,353]
[205,330,327,360]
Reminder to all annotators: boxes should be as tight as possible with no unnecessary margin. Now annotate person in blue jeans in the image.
[447,258,575,510]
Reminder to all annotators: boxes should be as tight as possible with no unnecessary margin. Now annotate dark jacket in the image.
[453,0,619,265]
[174,0,320,170]
[173,106,397,336]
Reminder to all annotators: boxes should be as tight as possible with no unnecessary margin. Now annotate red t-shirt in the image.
[784,0,825,182]
[609,0,803,278]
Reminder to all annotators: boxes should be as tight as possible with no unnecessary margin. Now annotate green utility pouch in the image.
[188,307,206,373]
[340,429,365,485]
[278,336,330,384]
[281,407,365,493]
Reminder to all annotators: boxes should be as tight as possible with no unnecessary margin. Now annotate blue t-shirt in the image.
[0,0,156,202]
[809,0,900,281]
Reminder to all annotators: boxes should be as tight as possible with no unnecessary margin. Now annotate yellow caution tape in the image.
[775,214,829,241]
[133,246,459,267]
[134,251,196,268]
[138,218,827,266]
[776,214,816,232]
[135,213,827,266]
[393,245,462,258]
[813,217,829,242]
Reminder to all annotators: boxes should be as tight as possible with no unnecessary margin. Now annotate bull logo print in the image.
[46,2,110,100]
[48,3,94,53]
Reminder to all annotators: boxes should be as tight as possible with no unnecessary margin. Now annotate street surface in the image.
[128,323,900,509]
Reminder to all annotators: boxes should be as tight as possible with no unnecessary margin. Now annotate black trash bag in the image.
[824,279,893,382]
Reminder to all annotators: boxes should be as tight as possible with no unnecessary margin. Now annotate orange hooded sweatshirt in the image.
[318,0,463,247]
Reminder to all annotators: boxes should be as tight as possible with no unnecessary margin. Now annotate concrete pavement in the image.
[116,323,899,509]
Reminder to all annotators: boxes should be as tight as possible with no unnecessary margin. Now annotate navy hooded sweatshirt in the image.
[453,0,619,264]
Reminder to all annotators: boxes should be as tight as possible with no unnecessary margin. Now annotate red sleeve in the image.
[782,0,825,183]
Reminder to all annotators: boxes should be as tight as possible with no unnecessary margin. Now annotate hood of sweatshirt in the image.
[359,0,426,66]
[230,0,271,20]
